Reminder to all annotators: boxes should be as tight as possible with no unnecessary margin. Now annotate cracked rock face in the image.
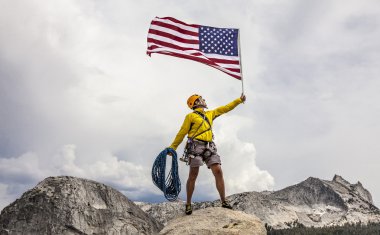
[0,176,163,235]
[158,207,266,235]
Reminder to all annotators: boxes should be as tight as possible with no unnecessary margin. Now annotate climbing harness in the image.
[193,110,214,140]
[151,148,181,201]
[180,111,214,164]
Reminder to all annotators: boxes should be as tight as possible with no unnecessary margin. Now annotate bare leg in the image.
[186,166,199,205]
[210,164,226,202]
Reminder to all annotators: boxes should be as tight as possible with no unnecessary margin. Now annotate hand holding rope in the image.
[151,148,181,201]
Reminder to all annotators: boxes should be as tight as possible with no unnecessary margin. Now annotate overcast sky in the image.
[1,0,379,211]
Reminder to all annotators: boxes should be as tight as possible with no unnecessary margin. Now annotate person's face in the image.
[195,97,208,109]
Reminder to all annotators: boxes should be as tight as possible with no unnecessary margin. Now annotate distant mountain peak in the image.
[330,174,374,204]
[139,175,380,230]
[333,174,351,187]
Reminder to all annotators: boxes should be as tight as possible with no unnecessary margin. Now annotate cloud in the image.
[0,184,13,211]
[216,115,274,194]
[249,0,380,205]
[0,115,275,208]
[0,152,45,184]
[0,145,158,209]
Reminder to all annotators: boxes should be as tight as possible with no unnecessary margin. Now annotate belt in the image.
[193,139,211,144]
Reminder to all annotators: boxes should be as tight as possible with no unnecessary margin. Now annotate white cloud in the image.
[217,115,274,194]
[51,145,86,177]
[0,183,13,211]
[0,152,44,184]
[0,145,157,210]
[249,0,380,206]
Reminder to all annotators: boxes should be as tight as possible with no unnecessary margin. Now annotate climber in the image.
[168,93,246,215]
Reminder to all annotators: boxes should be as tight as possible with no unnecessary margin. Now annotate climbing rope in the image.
[151,148,181,201]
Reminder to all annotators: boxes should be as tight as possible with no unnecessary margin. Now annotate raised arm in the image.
[212,94,246,119]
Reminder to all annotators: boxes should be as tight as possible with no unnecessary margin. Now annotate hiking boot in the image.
[185,204,193,215]
[222,201,233,209]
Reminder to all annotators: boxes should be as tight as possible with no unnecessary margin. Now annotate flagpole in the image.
[238,29,244,95]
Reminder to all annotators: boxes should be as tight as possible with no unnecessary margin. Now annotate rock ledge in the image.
[159,207,266,235]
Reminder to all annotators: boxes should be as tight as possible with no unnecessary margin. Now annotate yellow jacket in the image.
[169,98,243,150]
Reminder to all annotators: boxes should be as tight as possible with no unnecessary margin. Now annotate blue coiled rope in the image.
[151,148,181,201]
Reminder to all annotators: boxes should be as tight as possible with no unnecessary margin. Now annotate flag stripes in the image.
[147,17,241,80]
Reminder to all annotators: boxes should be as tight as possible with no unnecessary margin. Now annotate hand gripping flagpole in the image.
[238,29,245,96]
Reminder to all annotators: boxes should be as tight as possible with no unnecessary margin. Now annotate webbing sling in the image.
[191,111,213,140]
[193,111,212,128]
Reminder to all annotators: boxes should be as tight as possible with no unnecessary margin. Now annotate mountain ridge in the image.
[138,175,380,229]
[0,174,379,233]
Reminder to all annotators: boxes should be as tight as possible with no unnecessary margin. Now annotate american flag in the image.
[147,17,241,80]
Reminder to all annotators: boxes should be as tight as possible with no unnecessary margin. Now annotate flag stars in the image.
[199,26,238,56]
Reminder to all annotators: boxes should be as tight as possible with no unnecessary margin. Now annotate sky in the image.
[1,0,379,211]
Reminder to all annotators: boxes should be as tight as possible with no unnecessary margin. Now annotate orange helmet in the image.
[187,94,201,109]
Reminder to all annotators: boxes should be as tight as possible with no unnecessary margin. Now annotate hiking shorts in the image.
[188,140,221,168]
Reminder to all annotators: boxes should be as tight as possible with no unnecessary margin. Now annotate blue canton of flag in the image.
[199,26,239,56]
